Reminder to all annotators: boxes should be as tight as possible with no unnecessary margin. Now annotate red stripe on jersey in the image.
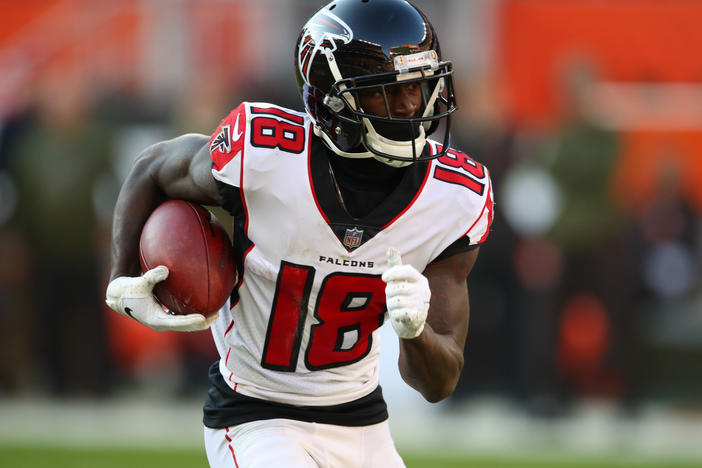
[230,243,254,309]
[251,106,304,125]
[478,175,494,243]
[227,375,238,396]
[225,347,232,366]
[224,320,235,336]
[381,159,432,229]
[230,129,251,306]
[463,172,494,243]
[226,122,253,310]
[307,125,331,223]
[239,120,249,233]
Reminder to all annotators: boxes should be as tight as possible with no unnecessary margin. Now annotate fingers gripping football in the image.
[105,266,217,332]
[382,248,430,339]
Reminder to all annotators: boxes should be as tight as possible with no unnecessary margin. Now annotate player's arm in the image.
[106,133,221,332]
[110,133,219,280]
[384,248,478,402]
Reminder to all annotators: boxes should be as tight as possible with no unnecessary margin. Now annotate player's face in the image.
[357,82,422,118]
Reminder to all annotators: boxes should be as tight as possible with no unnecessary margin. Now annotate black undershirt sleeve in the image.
[432,236,479,263]
[213,176,243,218]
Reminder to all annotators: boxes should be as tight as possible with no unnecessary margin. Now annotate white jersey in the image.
[208,102,493,407]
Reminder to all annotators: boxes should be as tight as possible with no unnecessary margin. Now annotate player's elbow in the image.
[420,378,458,403]
[420,355,464,403]
[130,142,165,179]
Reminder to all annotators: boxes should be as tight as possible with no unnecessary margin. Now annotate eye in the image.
[403,83,422,94]
[358,88,384,100]
[387,82,420,96]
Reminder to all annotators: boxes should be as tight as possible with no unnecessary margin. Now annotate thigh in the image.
[361,421,406,468]
[316,421,405,468]
[204,422,318,468]
[205,419,405,468]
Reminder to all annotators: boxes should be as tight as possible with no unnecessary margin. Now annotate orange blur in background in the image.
[0,0,700,409]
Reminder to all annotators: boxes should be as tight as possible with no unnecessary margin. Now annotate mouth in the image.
[369,118,422,141]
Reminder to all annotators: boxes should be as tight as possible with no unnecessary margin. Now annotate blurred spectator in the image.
[0,109,35,392]
[628,157,702,401]
[543,59,632,404]
[3,71,114,396]
[546,60,621,255]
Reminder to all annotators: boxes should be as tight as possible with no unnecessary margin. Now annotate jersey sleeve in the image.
[464,168,494,245]
[430,142,496,247]
[209,102,247,188]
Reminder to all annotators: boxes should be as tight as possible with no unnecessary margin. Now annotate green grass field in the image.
[0,446,699,468]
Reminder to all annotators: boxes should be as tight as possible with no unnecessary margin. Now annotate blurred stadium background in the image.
[1,0,701,466]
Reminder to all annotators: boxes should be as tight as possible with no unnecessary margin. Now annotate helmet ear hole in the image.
[337,119,363,149]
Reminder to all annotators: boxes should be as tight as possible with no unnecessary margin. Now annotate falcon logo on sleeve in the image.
[210,125,232,154]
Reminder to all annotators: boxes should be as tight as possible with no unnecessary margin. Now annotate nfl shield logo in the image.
[343,227,363,249]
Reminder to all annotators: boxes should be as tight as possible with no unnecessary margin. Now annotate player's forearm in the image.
[110,151,167,280]
[398,327,464,403]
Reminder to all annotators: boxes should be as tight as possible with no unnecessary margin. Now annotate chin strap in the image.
[421,77,443,133]
[361,118,425,167]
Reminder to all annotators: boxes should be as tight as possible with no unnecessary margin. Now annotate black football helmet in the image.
[294,0,456,167]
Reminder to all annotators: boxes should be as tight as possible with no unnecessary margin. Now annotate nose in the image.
[388,84,420,118]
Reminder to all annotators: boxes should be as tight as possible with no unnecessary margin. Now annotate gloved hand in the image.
[381,247,430,339]
[105,266,218,332]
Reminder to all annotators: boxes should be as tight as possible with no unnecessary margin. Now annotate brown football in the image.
[139,200,236,317]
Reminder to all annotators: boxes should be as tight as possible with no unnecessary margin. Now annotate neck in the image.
[328,151,405,190]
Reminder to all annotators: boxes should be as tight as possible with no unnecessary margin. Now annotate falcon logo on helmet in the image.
[298,11,353,85]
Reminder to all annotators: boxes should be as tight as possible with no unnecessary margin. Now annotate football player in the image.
[105,0,494,466]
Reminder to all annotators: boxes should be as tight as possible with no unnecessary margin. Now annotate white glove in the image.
[105,265,218,332]
[381,247,430,339]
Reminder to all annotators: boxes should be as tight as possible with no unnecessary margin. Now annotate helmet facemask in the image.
[346,65,454,166]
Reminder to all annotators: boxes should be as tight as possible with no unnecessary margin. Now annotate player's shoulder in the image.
[426,139,492,201]
[209,102,312,174]
[425,140,495,245]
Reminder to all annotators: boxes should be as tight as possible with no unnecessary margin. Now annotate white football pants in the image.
[204,419,405,468]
